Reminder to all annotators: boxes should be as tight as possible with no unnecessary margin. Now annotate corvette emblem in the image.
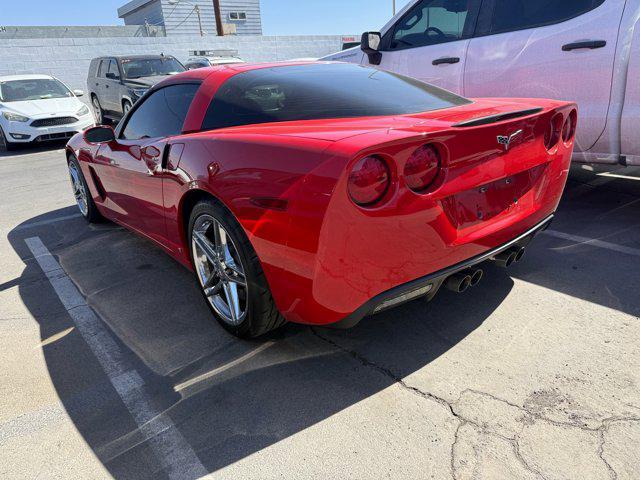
[497,129,523,151]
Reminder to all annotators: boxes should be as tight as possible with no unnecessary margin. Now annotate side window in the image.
[388,0,479,50]
[489,0,606,34]
[122,84,200,140]
[97,60,107,78]
[106,60,120,80]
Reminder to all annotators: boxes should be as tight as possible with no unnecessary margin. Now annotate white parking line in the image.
[14,213,82,231]
[543,229,640,257]
[597,172,640,181]
[174,341,275,393]
[25,236,208,479]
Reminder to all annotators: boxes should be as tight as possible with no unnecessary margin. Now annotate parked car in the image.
[0,74,94,152]
[65,62,575,338]
[87,55,186,123]
[184,56,245,70]
[322,0,639,166]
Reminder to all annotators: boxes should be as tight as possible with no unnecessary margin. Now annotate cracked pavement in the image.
[1,146,639,479]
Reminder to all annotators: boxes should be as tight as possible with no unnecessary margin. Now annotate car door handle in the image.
[562,40,606,51]
[432,57,460,65]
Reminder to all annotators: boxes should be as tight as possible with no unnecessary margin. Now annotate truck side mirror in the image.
[361,32,382,66]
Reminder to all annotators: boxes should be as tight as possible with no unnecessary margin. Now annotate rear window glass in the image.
[201,63,470,130]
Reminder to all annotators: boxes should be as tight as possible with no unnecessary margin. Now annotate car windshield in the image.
[0,79,73,102]
[121,57,186,79]
[202,63,472,130]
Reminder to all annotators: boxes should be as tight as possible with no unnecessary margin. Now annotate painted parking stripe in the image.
[14,213,82,231]
[543,229,640,257]
[597,172,640,181]
[24,237,208,479]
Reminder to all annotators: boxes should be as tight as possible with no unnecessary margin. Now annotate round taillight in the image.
[404,144,441,192]
[562,110,577,143]
[348,156,391,206]
[544,113,563,150]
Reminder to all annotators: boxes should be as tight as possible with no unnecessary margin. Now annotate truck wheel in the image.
[92,95,104,124]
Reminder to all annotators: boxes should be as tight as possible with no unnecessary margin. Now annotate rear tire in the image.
[67,155,104,223]
[188,200,286,338]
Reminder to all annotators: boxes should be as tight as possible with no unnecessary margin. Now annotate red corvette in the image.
[66,62,576,337]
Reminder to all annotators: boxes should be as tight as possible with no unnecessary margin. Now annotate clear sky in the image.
[1,0,413,35]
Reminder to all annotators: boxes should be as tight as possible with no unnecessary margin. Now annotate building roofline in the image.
[118,0,156,18]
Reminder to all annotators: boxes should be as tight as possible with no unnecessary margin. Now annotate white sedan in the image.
[0,74,95,152]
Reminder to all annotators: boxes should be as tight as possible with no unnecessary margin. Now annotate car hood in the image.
[123,75,173,88]
[1,96,83,117]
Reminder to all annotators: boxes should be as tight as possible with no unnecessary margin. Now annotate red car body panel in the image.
[67,63,575,326]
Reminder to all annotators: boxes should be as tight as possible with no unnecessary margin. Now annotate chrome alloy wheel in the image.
[68,162,89,217]
[192,214,248,326]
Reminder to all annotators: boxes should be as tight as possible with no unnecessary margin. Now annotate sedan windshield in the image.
[122,58,186,79]
[0,79,73,102]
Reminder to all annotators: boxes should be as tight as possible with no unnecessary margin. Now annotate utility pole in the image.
[393,0,396,15]
[195,5,204,36]
[212,0,224,36]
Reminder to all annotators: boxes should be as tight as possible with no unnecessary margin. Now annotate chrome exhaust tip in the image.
[513,247,526,263]
[492,250,517,268]
[445,273,472,293]
[469,268,484,286]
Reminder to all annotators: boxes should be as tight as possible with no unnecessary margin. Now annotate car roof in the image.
[95,55,177,61]
[0,74,55,82]
[164,60,327,82]
[150,61,345,93]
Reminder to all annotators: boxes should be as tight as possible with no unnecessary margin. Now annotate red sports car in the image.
[66,62,576,337]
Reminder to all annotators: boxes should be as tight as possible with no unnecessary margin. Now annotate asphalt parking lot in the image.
[1,144,639,479]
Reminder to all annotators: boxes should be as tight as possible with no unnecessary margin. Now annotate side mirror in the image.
[73,89,84,97]
[84,125,116,144]
[361,31,382,65]
[105,72,119,80]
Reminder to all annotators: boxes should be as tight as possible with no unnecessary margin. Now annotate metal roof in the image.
[118,0,156,18]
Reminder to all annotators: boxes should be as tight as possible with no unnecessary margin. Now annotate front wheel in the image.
[92,96,104,124]
[122,100,132,116]
[0,126,16,152]
[68,155,103,223]
[188,200,286,338]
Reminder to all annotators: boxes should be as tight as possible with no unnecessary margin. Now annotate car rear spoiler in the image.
[452,108,544,128]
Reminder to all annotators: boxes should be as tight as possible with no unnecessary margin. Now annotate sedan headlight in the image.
[132,88,148,98]
[76,105,90,117]
[2,111,29,122]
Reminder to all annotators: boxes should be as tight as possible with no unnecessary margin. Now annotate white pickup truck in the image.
[323,0,640,166]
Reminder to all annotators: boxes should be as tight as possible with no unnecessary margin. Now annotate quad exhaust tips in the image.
[492,246,526,268]
[444,268,484,293]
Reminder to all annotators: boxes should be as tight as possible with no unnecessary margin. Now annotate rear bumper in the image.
[331,214,554,329]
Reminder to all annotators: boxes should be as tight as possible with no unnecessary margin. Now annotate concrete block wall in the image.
[0,35,346,103]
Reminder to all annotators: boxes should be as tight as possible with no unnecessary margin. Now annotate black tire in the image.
[67,155,104,223]
[91,95,104,124]
[122,100,132,116]
[0,126,16,152]
[188,200,287,338]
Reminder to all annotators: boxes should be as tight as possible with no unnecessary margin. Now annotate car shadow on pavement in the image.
[8,208,513,479]
[0,140,69,158]
[508,166,640,319]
